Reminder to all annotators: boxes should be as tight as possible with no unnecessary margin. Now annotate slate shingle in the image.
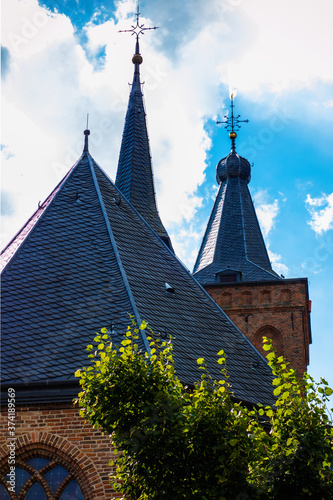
[193,151,281,283]
[1,148,275,406]
[115,54,173,250]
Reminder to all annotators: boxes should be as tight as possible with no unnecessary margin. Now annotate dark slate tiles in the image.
[1,155,138,384]
[92,159,275,406]
[115,63,172,248]
[1,151,275,406]
[194,176,280,283]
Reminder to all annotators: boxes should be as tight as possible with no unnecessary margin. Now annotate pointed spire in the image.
[116,7,173,250]
[194,96,280,283]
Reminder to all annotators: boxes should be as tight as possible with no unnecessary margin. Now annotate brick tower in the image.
[193,95,312,377]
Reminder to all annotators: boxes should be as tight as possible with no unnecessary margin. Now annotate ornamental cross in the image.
[216,93,249,133]
[118,0,158,41]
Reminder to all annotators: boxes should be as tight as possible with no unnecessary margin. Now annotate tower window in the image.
[216,270,241,283]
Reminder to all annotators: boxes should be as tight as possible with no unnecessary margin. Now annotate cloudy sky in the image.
[2,0,333,405]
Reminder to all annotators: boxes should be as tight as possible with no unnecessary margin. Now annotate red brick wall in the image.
[0,403,120,499]
[205,278,311,377]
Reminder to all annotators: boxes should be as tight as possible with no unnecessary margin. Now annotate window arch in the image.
[280,288,291,303]
[220,292,232,307]
[1,444,91,500]
[241,291,252,305]
[260,290,271,304]
[253,326,283,359]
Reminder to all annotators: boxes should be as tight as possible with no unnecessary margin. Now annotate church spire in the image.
[116,6,173,250]
[193,95,280,283]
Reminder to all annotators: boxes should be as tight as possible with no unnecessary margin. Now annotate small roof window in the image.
[216,269,242,283]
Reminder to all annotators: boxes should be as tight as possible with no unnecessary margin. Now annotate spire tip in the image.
[83,114,90,152]
[216,94,248,153]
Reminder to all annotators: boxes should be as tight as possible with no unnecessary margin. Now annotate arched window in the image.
[220,292,232,307]
[280,288,291,303]
[260,290,271,304]
[2,455,85,499]
[241,291,252,305]
[253,326,283,359]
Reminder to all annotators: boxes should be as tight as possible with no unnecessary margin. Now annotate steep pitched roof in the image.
[1,138,275,407]
[115,40,172,250]
[193,149,281,284]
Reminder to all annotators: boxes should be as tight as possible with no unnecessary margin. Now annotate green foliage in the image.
[250,337,333,499]
[75,325,333,500]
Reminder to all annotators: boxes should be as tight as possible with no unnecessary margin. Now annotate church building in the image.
[0,14,311,499]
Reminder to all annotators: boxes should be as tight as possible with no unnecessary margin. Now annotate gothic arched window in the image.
[2,455,85,499]
[253,326,283,359]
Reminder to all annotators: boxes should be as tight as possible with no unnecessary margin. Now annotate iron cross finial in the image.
[216,92,249,152]
[118,0,158,42]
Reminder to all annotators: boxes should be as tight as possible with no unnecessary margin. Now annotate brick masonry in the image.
[0,403,120,499]
[205,278,311,377]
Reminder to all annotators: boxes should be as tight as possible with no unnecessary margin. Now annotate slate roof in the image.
[0,142,275,407]
[193,150,281,283]
[115,41,173,250]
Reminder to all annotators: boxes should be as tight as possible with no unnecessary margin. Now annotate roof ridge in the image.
[1,155,84,273]
[87,154,150,353]
[244,257,281,279]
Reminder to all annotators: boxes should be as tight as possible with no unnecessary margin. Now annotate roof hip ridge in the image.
[1,155,84,273]
[86,154,150,353]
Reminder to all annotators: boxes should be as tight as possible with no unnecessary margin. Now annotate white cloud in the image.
[169,225,202,270]
[252,189,280,237]
[222,0,333,94]
[2,0,74,59]
[324,99,333,108]
[1,0,333,253]
[268,249,289,277]
[305,193,333,235]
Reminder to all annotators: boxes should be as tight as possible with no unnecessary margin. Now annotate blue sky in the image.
[1,0,333,406]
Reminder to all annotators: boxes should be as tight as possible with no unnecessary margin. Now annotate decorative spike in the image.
[83,128,90,152]
[216,94,249,152]
[118,2,158,44]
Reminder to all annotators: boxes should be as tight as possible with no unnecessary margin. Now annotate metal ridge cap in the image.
[90,156,176,257]
[86,155,149,354]
[193,182,226,273]
[244,257,282,279]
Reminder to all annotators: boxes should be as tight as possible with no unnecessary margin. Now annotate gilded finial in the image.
[216,91,249,152]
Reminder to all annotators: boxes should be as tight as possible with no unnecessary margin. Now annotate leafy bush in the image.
[75,322,333,499]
